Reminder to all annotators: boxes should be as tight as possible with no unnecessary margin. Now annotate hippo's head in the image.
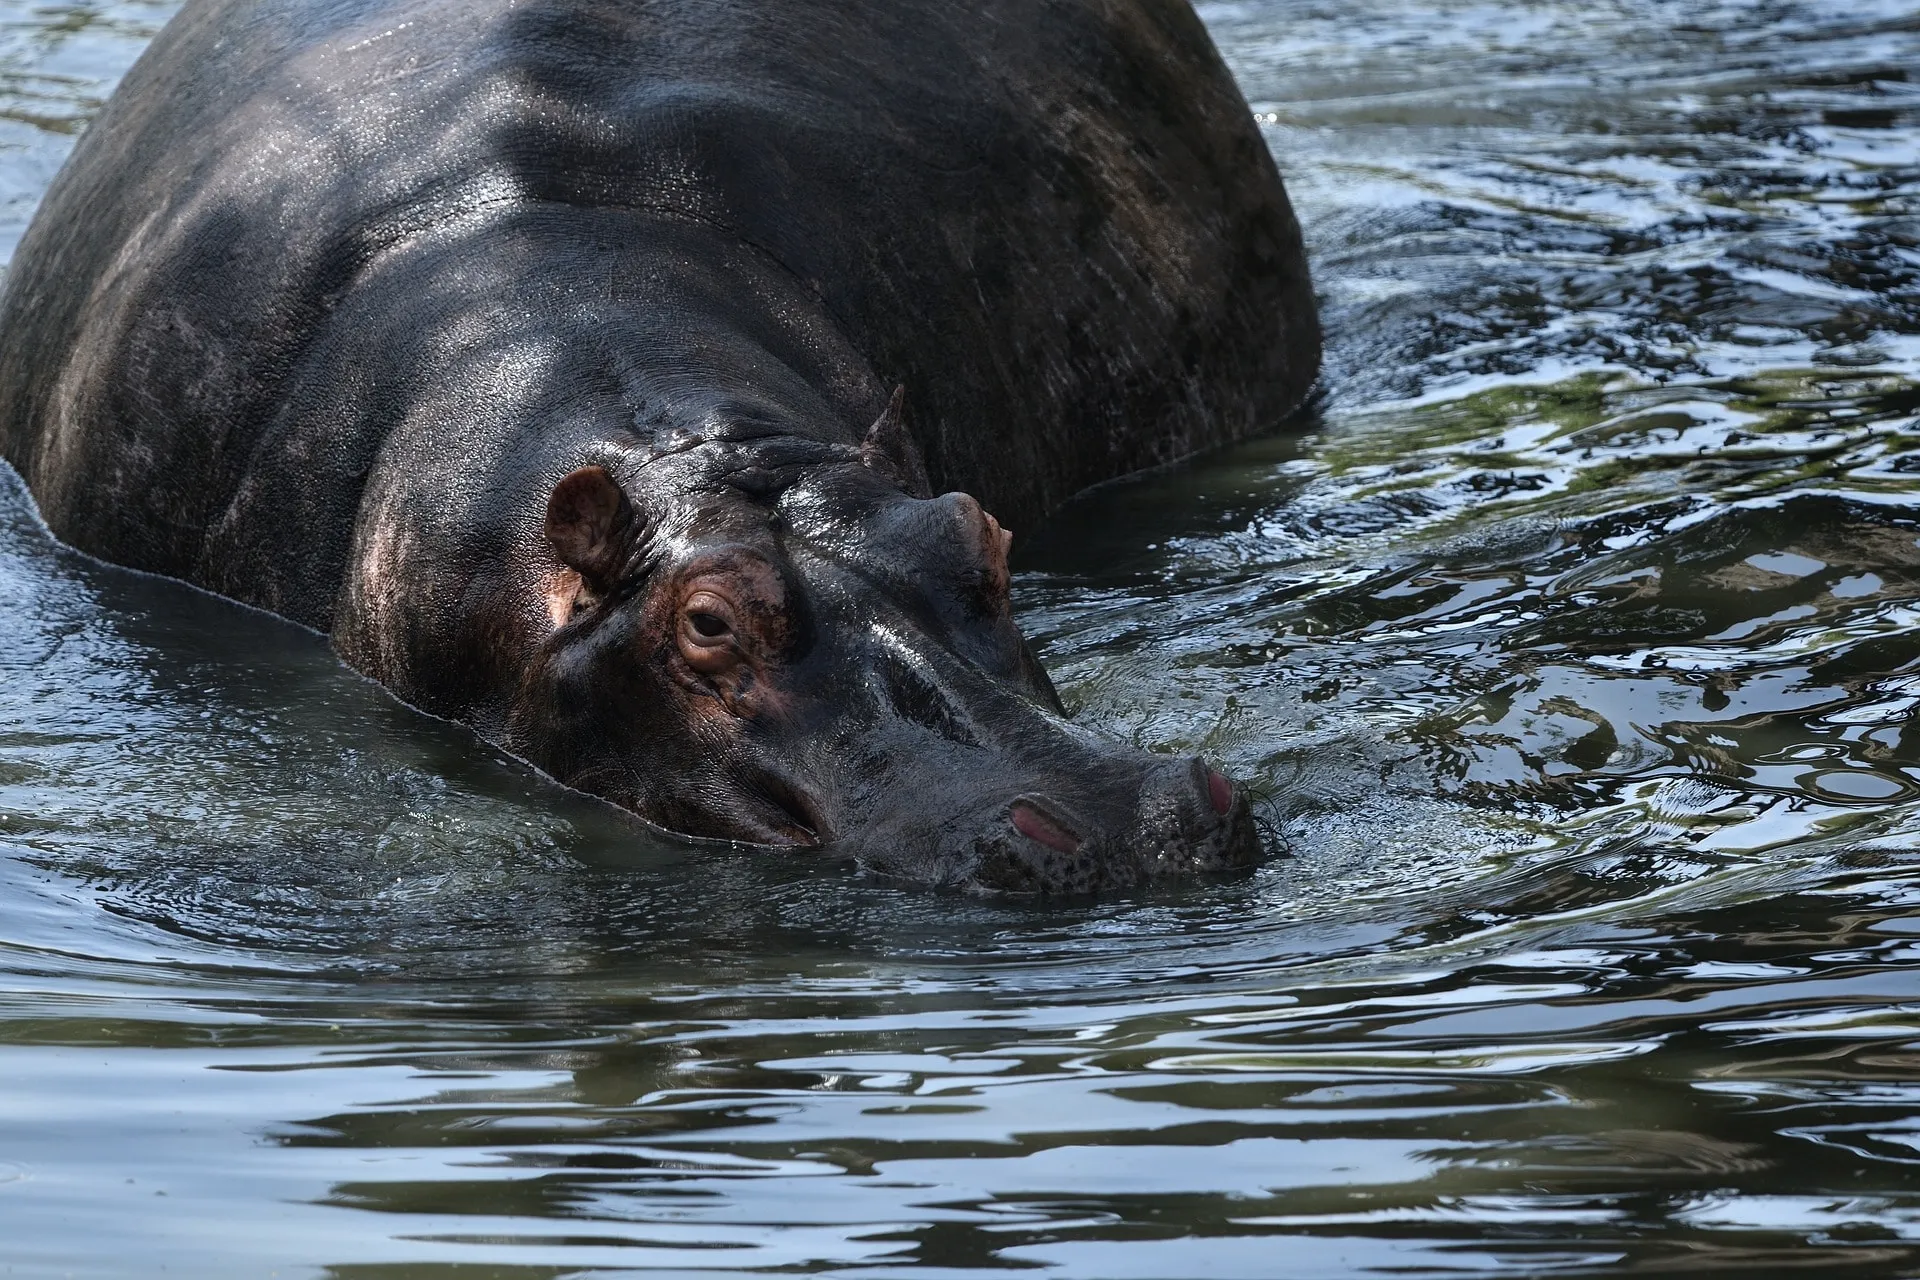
[510,393,1258,893]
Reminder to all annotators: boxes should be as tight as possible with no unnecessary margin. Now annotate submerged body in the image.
[0,0,1319,890]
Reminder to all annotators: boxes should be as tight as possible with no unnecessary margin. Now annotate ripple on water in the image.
[5,0,1920,1276]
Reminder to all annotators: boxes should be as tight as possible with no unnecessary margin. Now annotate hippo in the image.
[0,0,1319,891]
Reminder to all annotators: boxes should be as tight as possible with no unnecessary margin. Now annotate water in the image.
[4,0,1920,1274]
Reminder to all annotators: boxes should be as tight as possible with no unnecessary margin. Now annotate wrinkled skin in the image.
[515,417,1256,890]
[0,0,1313,891]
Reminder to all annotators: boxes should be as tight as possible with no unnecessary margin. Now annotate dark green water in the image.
[5,1,1920,1275]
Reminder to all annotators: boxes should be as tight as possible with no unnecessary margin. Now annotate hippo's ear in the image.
[545,466,638,590]
[860,385,933,499]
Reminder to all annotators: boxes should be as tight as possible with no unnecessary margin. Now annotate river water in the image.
[4,1,1920,1275]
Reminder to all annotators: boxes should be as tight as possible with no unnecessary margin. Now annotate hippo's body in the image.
[0,0,1319,891]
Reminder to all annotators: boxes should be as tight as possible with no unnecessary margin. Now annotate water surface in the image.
[5,0,1920,1275]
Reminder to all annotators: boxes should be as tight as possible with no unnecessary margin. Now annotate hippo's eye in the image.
[678,590,741,674]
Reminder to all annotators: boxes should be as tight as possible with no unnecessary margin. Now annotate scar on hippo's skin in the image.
[544,570,583,628]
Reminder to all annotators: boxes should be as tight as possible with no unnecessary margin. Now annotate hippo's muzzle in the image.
[814,641,1262,894]
[960,759,1259,893]
[513,449,1271,895]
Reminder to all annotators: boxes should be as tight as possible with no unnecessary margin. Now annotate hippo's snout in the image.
[520,470,1272,894]
[961,758,1260,895]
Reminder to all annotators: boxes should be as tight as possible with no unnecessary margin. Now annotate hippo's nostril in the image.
[1010,800,1081,854]
[1206,768,1234,817]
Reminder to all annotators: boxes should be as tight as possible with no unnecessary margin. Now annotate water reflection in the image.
[5,0,1920,1275]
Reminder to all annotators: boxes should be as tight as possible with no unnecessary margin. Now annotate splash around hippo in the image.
[0,0,1319,892]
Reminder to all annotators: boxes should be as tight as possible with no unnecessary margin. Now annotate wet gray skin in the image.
[511,440,1255,891]
[15,0,1920,1276]
[0,0,1309,894]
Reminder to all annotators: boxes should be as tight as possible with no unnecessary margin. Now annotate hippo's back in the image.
[0,0,1317,627]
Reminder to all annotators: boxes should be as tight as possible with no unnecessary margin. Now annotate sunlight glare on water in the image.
[4,0,1920,1275]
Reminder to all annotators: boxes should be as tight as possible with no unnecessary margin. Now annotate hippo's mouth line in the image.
[745,771,829,849]
[606,772,829,851]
